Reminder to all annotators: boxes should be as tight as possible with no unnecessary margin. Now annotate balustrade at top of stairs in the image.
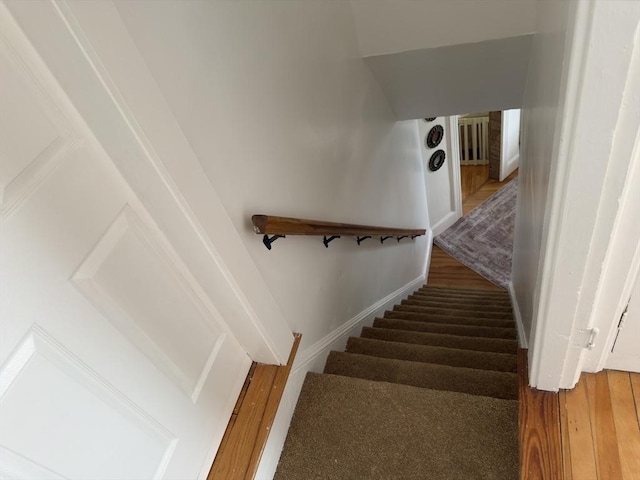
[275,285,519,480]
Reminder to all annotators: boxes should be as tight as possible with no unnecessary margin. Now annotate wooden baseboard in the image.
[208,333,302,480]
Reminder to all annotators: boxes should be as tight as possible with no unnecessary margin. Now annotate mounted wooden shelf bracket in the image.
[252,215,426,250]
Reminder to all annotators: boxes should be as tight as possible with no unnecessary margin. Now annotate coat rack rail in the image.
[252,215,426,250]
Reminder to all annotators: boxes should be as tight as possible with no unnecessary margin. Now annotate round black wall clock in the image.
[425,125,444,149]
[429,150,446,172]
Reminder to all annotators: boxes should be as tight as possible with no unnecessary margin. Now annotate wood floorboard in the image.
[564,375,599,480]
[630,373,640,424]
[460,165,490,203]
[518,349,563,480]
[559,390,573,480]
[463,168,519,216]
[593,373,624,479]
[428,167,517,292]
[558,371,640,480]
[607,371,640,480]
[427,245,502,291]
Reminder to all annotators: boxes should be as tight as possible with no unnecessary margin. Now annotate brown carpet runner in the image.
[274,285,519,480]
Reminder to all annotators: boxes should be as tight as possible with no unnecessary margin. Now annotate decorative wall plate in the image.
[429,150,446,172]
[425,125,444,149]
[424,117,436,122]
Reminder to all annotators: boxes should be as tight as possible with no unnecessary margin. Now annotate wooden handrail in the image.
[252,215,425,236]
[251,215,426,249]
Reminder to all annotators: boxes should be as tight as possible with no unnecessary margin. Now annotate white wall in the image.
[420,118,461,236]
[363,35,533,120]
[511,0,640,390]
[500,109,521,181]
[511,0,577,353]
[111,1,431,475]
[350,0,537,57]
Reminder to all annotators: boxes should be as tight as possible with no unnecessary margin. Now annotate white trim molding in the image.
[447,115,463,220]
[430,211,458,237]
[292,275,426,374]
[508,281,528,349]
[529,1,639,390]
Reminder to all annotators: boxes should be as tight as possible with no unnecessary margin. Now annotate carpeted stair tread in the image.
[413,290,512,305]
[385,309,515,328]
[346,336,518,373]
[361,326,518,354]
[412,293,512,306]
[274,372,518,480]
[373,317,516,339]
[403,297,514,312]
[400,300,514,319]
[324,351,517,400]
[419,285,510,297]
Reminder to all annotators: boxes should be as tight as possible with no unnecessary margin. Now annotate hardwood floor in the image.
[560,370,640,480]
[518,360,640,480]
[518,349,563,479]
[460,165,490,203]
[427,166,517,291]
[462,167,518,216]
[428,169,640,479]
[427,245,503,291]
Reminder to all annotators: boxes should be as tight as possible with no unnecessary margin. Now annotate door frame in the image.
[3,0,293,368]
[527,0,640,390]
[582,129,640,373]
[447,115,463,221]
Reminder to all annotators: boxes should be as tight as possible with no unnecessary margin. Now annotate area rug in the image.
[434,178,517,289]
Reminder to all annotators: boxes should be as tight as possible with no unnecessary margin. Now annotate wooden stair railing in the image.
[252,215,426,249]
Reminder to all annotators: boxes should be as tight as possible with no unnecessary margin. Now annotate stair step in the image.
[400,300,514,319]
[418,290,511,306]
[361,327,518,354]
[419,285,510,297]
[403,297,513,313]
[274,372,518,480]
[414,289,512,304]
[372,318,516,339]
[324,351,518,400]
[385,310,515,328]
[346,337,517,373]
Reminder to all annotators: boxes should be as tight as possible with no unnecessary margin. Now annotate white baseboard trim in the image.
[292,275,426,374]
[431,211,459,237]
[423,228,434,282]
[507,281,528,348]
[255,274,426,480]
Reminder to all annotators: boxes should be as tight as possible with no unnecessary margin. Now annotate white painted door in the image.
[605,273,640,373]
[0,7,251,480]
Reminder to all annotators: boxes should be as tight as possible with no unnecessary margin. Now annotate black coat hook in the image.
[323,235,340,248]
[397,236,408,242]
[411,234,421,239]
[380,236,393,244]
[263,234,285,250]
[357,236,372,245]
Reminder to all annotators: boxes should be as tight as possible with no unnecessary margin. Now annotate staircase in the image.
[274,285,519,480]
